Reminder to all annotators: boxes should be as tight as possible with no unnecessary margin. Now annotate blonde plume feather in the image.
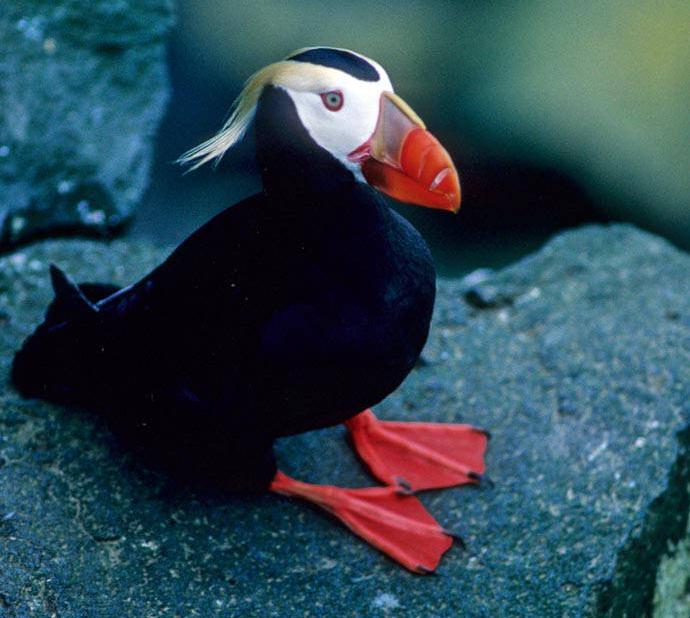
[177,53,343,171]
[176,62,285,171]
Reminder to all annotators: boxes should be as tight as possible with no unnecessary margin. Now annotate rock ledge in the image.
[0,224,688,617]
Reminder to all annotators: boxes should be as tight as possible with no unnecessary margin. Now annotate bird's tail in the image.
[11,265,119,403]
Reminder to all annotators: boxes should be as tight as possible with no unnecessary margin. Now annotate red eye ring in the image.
[320,90,344,112]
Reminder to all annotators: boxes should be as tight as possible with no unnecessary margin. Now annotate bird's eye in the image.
[320,90,344,112]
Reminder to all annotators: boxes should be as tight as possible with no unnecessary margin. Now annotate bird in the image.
[12,47,488,574]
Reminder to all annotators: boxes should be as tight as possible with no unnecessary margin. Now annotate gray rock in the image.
[0,0,173,248]
[0,224,689,617]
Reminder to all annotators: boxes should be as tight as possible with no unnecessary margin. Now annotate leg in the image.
[345,409,489,491]
[270,471,455,574]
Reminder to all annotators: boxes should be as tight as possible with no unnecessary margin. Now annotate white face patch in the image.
[281,57,393,180]
[178,50,394,175]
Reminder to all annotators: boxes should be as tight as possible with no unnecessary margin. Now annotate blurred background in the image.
[134,0,690,277]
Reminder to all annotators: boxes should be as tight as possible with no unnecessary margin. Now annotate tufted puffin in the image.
[12,47,488,573]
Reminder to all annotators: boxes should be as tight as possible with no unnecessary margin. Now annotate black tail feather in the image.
[12,266,120,400]
[48,264,99,321]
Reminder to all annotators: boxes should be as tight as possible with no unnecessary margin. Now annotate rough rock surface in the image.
[0,224,689,617]
[0,0,173,249]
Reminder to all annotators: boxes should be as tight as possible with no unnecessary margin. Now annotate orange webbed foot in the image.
[270,471,455,573]
[345,409,489,491]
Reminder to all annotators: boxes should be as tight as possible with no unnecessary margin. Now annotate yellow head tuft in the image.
[177,54,347,171]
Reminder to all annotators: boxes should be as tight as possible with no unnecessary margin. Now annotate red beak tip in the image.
[438,191,461,213]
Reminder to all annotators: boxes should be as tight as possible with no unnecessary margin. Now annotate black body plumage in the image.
[12,85,436,490]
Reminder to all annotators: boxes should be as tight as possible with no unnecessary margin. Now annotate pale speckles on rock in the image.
[372,592,401,610]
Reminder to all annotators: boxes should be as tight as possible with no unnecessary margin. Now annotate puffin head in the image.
[179,47,461,212]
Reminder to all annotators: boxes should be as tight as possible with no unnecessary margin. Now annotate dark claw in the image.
[468,471,495,489]
[475,428,492,441]
[443,528,467,549]
[395,488,415,496]
[394,476,416,496]
[416,565,438,576]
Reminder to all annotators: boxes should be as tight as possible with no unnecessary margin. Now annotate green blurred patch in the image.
[462,1,690,244]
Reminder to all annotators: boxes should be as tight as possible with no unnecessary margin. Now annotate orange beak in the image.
[350,92,461,213]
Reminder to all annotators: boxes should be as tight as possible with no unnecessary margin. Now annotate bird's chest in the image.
[257,238,435,435]
[331,268,432,359]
